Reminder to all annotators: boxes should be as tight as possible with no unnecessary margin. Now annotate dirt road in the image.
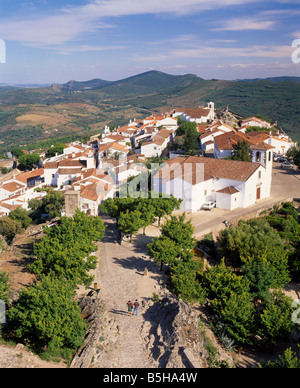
[92,217,163,368]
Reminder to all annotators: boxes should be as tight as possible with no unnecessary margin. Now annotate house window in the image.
[258,171,262,179]
[256,152,261,162]
[204,190,207,196]
[268,152,271,162]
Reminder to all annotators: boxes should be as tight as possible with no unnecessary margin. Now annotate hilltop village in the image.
[0,101,300,369]
[0,102,297,218]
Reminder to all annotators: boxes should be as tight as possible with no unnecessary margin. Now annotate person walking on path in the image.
[133,299,139,316]
[127,300,133,315]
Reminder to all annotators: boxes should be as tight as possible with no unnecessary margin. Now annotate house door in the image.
[256,186,261,200]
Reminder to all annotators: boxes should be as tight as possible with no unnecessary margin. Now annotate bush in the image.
[8,275,86,355]
[9,207,32,229]
[0,217,23,244]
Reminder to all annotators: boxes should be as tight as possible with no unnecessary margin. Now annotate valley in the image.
[0,71,299,155]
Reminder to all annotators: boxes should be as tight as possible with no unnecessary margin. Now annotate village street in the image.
[75,162,300,369]
[90,217,162,368]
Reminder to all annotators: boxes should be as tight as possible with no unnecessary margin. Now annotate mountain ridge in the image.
[0,70,299,151]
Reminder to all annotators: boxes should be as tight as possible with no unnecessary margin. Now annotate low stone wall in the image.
[70,290,105,368]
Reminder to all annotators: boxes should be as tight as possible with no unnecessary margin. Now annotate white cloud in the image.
[136,44,294,62]
[0,0,266,48]
[212,17,275,31]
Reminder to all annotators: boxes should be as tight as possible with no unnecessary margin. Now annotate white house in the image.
[69,169,115,216]
[240,117,272,130]
[153,149,272,212]
[213,132,256,159]
[98,141,129,160]
[140,137,166,158]
[44,159,85,187]
[172,102,215,124]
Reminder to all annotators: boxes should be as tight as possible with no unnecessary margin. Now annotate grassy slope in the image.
[0,72,299,151]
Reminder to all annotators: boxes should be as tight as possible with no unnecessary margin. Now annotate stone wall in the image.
[70,290,105,368]
[64,190,80,218]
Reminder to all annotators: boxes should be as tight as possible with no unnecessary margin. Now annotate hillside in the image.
[0,71,299,152]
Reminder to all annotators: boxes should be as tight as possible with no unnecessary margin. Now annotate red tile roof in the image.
[155,156,260,185]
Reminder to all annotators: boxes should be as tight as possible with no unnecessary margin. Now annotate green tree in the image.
[147,236,180,271]
[118,210,143,242]
[46,143,66,158]
[202,260,255,345]
[171,259,206,303]
[0,217,23,244]
[242,257,275,301]
[8,275,86,353]
[260,347,300,368]
[182,123,199,155]
[18,153,41,170]
[42,190,65,219]
[31,211,105,288]
[150,195,182,226]
[218,218,285,267]
[135,199,156,235]
[11,147,25,158]
[257,290,295,346]
[0,271,10,304]
[161,213,196,250]
[9,207,32,229]
[232,140,252,162]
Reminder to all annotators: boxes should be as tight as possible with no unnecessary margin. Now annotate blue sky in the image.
[0,0,299,83]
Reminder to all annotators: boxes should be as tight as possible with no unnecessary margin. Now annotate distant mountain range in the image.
[0,70,299,151]
[2,73,299,91]
[0,83,51,89]
[56,72,300,92]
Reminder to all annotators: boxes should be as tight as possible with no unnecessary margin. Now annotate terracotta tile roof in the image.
[217,186,239,195]
[156,128,171,139]
[58,168,82,175]
[44,161,59,169]
[214,132,255,150]
[142,138,163,147]
[242,117,271,127]
[176,107,211,118]
[0,202,22,210]
[250,142,274,151]
[1,181,26,193]
[80,180,113,201]
[105,134,126,142]
[154,156,260,185]
[58,159,84,168]
[99,142,128,153]
[15,168,44,184]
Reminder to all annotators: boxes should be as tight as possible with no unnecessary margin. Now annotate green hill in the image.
[0,71,299,152]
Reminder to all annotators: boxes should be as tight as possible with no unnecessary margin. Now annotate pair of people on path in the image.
[127,299,139,316]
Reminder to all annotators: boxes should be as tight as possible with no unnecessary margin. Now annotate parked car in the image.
[278,157,287,163]
[202,201,216,210]
[281,161,294,169]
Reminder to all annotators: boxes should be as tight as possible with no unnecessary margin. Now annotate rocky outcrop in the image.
[140,294,234,368]
[70,290,105,368]
[141,295,207,368]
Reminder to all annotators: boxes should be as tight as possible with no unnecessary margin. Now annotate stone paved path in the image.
[93,217,161,369]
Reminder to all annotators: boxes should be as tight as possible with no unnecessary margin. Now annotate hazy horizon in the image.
[0,1,299,84]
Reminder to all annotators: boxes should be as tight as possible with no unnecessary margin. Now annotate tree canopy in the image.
[30,210,106,288]
[8,275,86,353]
